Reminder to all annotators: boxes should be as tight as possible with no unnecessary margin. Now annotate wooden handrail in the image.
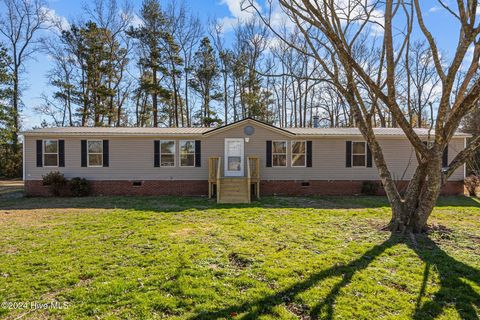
[208,157,221,198]
[216,157,221,179]
[216,157,221,202]
[247,156,260,199]
[247,157,252,203]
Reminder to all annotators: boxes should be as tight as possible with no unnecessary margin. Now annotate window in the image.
[88,140,103,167]
[161,140,175,167]
[272,141,287,167]
[291,141,306,167]
[352,141,366,167]
[180,140,195,167]
[43,140,58,167]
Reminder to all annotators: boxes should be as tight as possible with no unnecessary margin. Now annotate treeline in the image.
[34,0,269,129]
[0,0,479,177]
[0,0,451,136]
[23,0,443,130]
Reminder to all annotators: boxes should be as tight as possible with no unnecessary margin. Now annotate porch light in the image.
[245,137,250,143]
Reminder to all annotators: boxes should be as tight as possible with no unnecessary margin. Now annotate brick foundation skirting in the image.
[260,180,465,196]
[25,179,465,197]
[25,180,208,197]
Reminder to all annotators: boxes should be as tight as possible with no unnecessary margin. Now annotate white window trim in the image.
[160,140,176,167]
[352,141,367,167]
[179,140,195,167]
[43,139,59,168]
[291,140,306,167]
[87,140,103,168]
[272,140,288,168]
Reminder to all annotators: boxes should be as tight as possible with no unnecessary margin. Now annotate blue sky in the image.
[20,0,234,128]
[8,0,466,129]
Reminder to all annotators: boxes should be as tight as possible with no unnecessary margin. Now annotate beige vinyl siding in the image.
[24,122,466,181]
[24,136,209,181]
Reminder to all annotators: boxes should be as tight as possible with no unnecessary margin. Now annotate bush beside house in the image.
[41,172,91,197]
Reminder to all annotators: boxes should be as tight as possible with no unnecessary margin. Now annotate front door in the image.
[224,138,244,177]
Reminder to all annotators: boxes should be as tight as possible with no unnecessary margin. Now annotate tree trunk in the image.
[185,71,190,127]
[223,72,228,125]
[385,149,443,233]
[152,68,158,127]
[12,67,19,150]
[172,70,179,128]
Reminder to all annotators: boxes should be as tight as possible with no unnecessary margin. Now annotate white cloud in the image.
[42,7,69,32]
[429,6,441,13]
[218,0,384,38]
[217,0,261,32]
[221,0,260,20]
[332,1,384,36]
[217,16,239,32]
[129,13,143,28]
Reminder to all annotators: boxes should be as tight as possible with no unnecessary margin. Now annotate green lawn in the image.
[0,195,479,320]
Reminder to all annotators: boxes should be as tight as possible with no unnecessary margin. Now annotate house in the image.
[21,118,468,203]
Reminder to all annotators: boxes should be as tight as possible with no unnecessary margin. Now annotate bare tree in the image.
[401,40,441,128]
[40,37,75,126]
[209,20,232,125]
[0,0,49,147]
[246,0,480,233]
[173,2,202,127]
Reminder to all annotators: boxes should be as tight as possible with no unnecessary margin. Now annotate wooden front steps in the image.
[208,156,260,204]
[217,178,249,204]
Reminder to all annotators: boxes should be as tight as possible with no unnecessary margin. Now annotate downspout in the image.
[464,137,467,179]
[22,135,26,181]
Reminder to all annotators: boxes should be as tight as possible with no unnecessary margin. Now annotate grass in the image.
[0,194,479,319]
[0,180,23,197]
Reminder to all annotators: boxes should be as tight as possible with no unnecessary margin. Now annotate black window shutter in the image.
[367,144,373,168]
[346,141,352,167]
[154,140,160,167]
[195,140,201,167]
[36,140,43,167]
[266,140,272,167]
[81,140,87,167]
[306,141,312,167]
[103,140,109,167]
[59,140,65,167]
[442,145,448,168]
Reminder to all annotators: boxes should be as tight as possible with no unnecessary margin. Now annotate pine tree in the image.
[128,0,182,127]
[62,22,123,126]
[0,44,13,143]
[189,37,222,127]
[0,44,20,177]
[162,32,183,127]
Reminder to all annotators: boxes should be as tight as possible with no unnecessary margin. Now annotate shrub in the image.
[42,171,67,196]
[70,177,90,197]
[361,181,379,196]
[464,175,480,197]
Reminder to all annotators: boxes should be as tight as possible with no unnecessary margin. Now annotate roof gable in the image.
[202,117,294,137]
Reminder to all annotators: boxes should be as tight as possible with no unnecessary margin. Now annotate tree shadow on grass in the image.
[188,233,480,320]
[410,235,480,320]
[189,235,401,320]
